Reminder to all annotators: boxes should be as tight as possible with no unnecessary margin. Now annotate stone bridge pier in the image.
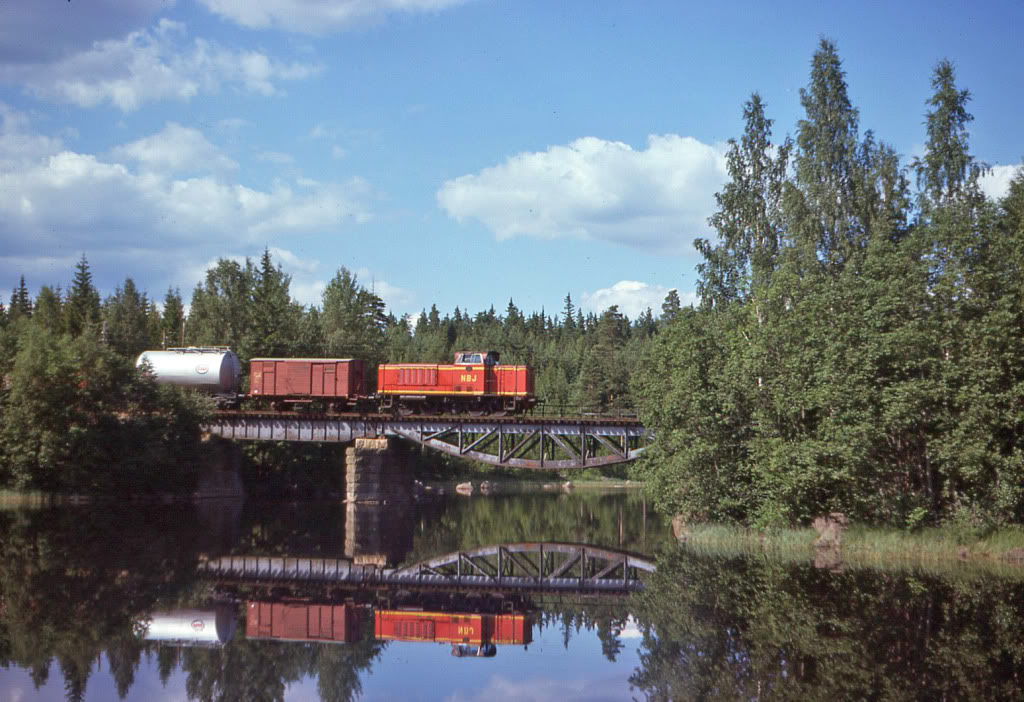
[344,437,415,567]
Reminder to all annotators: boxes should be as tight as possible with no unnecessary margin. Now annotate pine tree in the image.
[792,39,862,270]
[660,290,682,324]
[33,285,64,335]
[914,59,981,208]
[161,288,185,347]
[66,255,101,337]
[9,275,32,321]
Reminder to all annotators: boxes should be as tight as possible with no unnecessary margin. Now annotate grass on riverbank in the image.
[679,522,1024,575]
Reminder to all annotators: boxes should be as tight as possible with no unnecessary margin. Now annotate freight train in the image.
[244,600,532,656]
[136,347,537,416]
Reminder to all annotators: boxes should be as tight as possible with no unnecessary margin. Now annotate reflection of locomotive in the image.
[243,600,532,656]
[374,609,532,656]
[137,348,536,415]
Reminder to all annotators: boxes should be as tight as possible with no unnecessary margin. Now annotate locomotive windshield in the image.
[454,352,500,365]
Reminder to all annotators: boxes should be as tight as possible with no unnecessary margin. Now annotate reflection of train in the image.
[141,606,238,646]
[375,608,532,657]
[242,600,532,656]
[137,348,536,415]
[246,601,362,643]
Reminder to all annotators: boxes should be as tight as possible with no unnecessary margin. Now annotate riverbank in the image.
[677,522,1024,576]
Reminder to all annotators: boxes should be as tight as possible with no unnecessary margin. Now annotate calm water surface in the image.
[2,487,1024,701]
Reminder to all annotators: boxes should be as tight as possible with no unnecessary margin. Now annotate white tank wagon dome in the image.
[136,346,241,395]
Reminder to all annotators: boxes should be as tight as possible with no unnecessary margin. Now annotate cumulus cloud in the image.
[288,267,413,312]
[0,105,372,279]
[437,135,728,254]
[0,19,322,111]
[197,0,475,34]
[581,280,696,319]
[980,163,1020,202]
[112,122,238,173]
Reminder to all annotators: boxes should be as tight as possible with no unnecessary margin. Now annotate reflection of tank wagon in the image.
[141,606,238,646]
[136,347,242,407]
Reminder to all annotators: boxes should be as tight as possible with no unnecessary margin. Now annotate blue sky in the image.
[1,0,1021,322]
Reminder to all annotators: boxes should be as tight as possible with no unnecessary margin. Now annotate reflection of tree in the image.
[404,491,670,567]
[631,547,1024,700]
[180,616,385,702]
[0,506,205,700]
[535,602,632,663]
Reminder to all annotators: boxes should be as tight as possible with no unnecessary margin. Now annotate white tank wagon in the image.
[140,605,237,646]
[136,347,241,406]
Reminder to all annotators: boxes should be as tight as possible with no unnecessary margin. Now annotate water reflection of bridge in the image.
[198,541,655,594]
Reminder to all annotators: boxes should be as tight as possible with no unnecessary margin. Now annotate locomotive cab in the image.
[454,351,499,366]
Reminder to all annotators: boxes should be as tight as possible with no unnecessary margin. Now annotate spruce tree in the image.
[66,255,101,337]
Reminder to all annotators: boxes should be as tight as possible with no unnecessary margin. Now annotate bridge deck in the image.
[198,542,654,594]
[205,411,649,469]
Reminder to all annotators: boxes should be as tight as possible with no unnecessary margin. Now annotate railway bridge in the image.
[198,541,655,594]
[205,411,648,469]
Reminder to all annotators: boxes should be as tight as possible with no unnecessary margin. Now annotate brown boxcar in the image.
[249,358,365,409]
[374,609,532,646]
[377,350,535,415]
[246,601,361,644]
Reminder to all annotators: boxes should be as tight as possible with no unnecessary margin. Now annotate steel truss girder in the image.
[391,542,655,592]
[204,415,649,469]
[389,420,647,469]
[196,542,655,593]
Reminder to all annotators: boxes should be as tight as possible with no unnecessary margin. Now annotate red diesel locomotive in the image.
[377,351,536,416]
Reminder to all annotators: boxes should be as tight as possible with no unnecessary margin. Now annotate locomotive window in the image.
[470,354,482,364]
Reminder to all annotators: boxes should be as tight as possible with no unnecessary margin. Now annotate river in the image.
[1,483,1023,700]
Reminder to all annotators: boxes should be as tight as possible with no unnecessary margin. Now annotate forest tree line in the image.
[633,40,1024,529]
[0,247,675,493]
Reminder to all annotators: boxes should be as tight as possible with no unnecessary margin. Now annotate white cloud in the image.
[581,280,696,319]
[0,105,373,270]
[437,135,728,254]
[980,163,1020,202]
[288,267,414,312]
[1,19,322,112]
[112,122,238,173]
[268,247,319,273]
[443,673,634,702]
[197,0,474,34]
[355,267,416,312]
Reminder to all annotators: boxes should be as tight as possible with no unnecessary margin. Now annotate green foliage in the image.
[0,324,210,494]
[635,40,1024,528]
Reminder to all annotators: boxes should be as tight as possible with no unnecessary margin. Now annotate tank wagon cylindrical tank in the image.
[141,606,238,646]
[136,347,241,405]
